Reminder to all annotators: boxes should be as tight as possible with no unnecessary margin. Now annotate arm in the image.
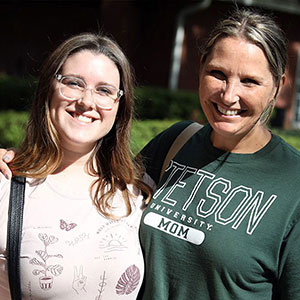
[0,149,16,179]
[278,216,300,298]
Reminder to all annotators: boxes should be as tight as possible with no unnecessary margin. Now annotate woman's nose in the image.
[77,88,96,109]
[221,81,240,105]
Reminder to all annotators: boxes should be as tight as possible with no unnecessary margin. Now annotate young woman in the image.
[138,9,300,299]
[0,33,151,299]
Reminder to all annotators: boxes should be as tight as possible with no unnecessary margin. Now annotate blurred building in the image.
[1,0,300,128]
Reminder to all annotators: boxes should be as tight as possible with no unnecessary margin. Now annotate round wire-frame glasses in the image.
[55,74,123,110]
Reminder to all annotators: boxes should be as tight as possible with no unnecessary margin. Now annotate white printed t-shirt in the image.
[0,175,145,300]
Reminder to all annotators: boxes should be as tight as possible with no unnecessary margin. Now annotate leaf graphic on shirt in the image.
[115,264,140,295]
[38,233,48,243]
[36,250,49,261]
[48,265,63,276]
[48,235,59,244]
[29,257,45,267]
[32,269,43,276]
[37,233,58,246]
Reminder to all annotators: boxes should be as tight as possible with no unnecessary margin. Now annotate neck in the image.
[53,146,95,175]
[211,125,272,154]
[49,146,97,191]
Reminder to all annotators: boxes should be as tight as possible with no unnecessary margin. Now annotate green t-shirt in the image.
[138,121,300,300]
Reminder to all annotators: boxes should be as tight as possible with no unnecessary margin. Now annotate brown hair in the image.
[11,32,151,218]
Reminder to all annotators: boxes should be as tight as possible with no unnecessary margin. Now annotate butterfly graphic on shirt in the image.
[60,219,77,231]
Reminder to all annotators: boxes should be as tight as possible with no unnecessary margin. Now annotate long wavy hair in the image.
[11,32,151,218]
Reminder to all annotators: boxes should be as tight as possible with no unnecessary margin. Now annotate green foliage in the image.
[272,128,300,151]
[0,111,29,148]
[134,86,206,122]
[131,119,179,155]
[0,74,37,111]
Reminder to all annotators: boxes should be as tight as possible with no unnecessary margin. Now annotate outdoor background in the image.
[1,0,300,153]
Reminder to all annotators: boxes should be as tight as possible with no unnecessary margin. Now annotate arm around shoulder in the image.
[0,149,16,180]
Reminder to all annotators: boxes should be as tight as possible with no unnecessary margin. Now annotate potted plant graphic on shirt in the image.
[29,233,63,290]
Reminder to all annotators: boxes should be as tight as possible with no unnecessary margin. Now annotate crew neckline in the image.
[202,124,282,163]
[43,176,91,200]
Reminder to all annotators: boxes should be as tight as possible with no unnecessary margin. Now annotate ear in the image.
[280,74,286,87]
[273,74,286,99]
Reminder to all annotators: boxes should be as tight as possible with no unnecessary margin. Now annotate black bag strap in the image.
[7,176,26,300]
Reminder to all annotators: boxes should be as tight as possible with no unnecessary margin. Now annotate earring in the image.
[260,98,276,124]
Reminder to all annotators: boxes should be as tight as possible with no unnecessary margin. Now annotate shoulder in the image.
[141,121,194,154]
[0,176,11,250]
[0,175,11,201]
[272,134,300,167]
[139,121,197,184]
[0,176,30,214]
[149,120,195,144]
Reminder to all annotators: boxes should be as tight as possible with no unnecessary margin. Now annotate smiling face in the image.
[199,36,279,152]
[50,50,121,153]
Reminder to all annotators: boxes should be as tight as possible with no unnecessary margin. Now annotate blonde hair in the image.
[11,33,151,218]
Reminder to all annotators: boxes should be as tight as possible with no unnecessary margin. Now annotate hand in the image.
[0,149,15,180]
[72,266,87,294]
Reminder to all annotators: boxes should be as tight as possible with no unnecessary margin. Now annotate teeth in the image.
[217,105,241,116]
[73,113,93,123]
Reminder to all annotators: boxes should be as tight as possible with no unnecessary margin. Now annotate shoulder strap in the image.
[7,176,26,300]
[160,122,203,181]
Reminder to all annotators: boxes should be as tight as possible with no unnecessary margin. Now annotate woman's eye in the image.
[64,79,83,88]
[210,70,226,80]
[68,81,79,86]
[97,87,112,95]
[242,78,258,85]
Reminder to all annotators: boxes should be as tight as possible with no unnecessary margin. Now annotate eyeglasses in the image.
[55,74,123,110]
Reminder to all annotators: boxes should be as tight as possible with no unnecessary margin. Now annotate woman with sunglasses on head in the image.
[0,33,151,299]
